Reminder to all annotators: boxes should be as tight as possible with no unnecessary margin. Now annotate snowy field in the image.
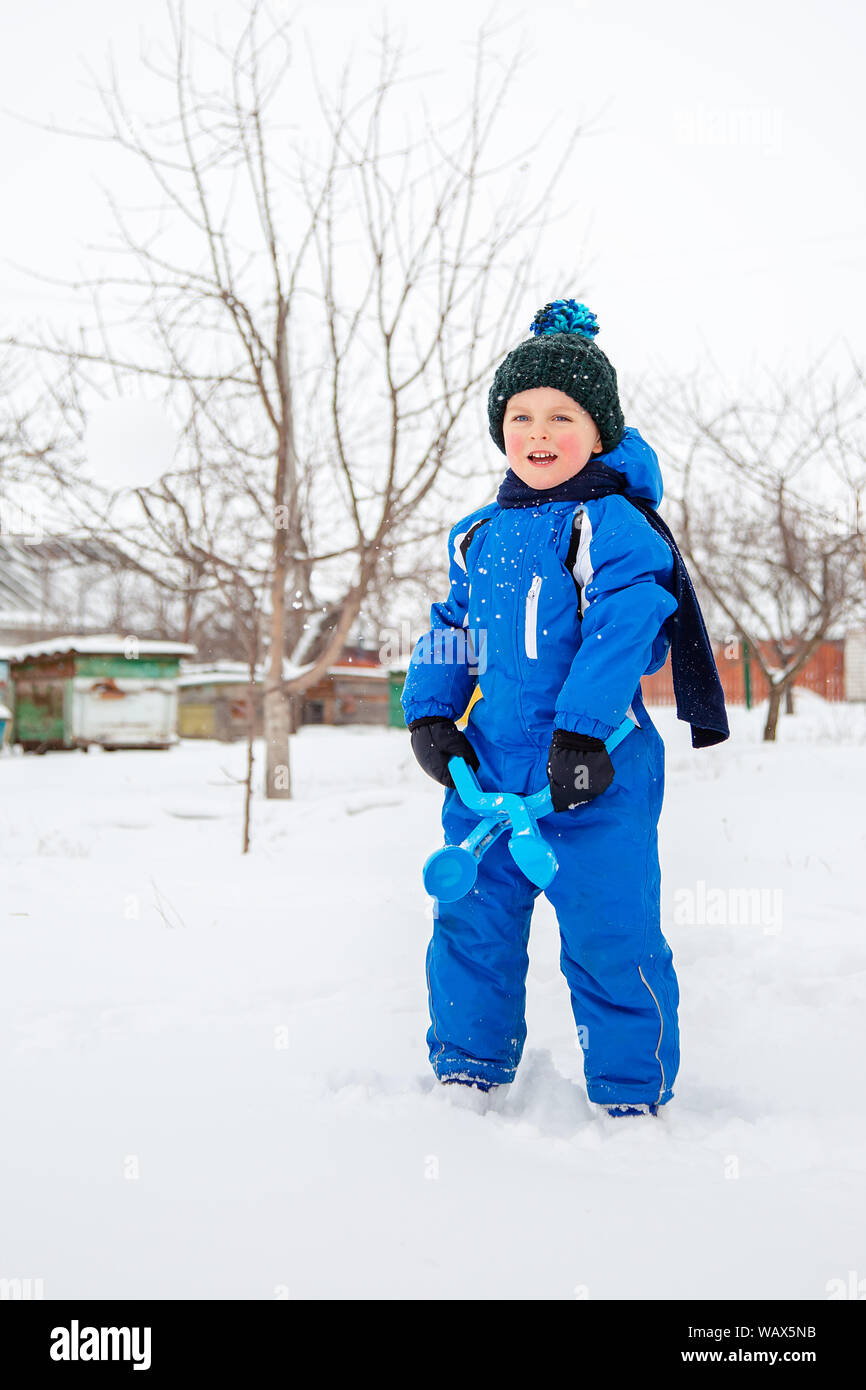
[1,693,865,1301]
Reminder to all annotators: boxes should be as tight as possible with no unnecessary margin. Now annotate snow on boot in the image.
[602,1102,659,1117]
[436,1075,501,1115]
[439,1075,496,1093]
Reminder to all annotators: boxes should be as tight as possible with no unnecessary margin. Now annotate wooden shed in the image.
[177,666,263,741]
[176,659,391,739]
[299,662,389,727]
[6,634,197,752]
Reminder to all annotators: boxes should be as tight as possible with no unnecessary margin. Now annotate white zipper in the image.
[524,574,543,659]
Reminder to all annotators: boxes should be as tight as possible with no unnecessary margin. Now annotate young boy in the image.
[401,300,728,1118]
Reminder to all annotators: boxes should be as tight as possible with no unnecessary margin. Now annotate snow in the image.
[176,669,259,688]
[176,660,388,687]
[325,664,388,678]
[1,633,198,660]
[1,691,865,1299]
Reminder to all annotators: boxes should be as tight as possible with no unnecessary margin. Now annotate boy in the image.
[401,300,728,1118]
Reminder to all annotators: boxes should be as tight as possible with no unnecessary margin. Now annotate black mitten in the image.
[408,716,481,789]
[546,729,615,812]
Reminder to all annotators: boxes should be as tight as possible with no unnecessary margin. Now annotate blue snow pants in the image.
[425,689,680,1107]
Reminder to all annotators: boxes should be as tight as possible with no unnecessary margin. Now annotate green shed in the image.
[7,633,197,752]
[388,662,410,728]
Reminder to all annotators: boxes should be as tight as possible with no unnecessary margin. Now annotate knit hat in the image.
[487,299,625,455]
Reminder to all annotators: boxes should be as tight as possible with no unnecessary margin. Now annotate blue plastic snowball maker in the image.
[422,715,637,902]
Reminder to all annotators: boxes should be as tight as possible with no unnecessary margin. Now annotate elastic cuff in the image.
[587,1080,674,1106]
[553,711,618,741]
[402,701,458,725]
[433,1058,517,1087]
[552,729,607,750]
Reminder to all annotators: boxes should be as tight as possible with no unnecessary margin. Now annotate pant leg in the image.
[425,733,542,1086]
[541,710,680,1106]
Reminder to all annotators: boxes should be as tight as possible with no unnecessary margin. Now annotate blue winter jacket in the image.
[400,427,679,748]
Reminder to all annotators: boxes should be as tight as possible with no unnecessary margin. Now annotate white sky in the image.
[2,0,865,427]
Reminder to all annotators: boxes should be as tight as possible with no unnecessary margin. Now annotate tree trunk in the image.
[264,672,291,798]
[242,720,254,855]
[241,654,258,854]
[785,684,795,715]
[263,429,292,796]
[763,685,783,741]
[263,299,299,800]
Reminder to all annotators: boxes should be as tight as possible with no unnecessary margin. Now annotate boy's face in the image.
[503,386,603,489]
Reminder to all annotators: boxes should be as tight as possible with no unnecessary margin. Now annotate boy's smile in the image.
[503,385,603,489]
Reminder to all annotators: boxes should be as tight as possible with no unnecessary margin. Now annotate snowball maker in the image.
[421,716,636,902]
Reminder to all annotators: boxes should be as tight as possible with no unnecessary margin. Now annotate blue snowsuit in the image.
[401,427,681,1107]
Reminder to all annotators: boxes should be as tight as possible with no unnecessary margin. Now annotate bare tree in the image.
[0,350,66,513]
[643,362,865,740]
[6,0,596,795]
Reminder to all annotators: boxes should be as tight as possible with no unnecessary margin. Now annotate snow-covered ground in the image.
[1,692,865,1300]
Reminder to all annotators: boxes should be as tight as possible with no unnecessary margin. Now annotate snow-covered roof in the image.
[5,633,198,662]
[326,664,388,679]
[178,670,258,688]
[177,661,388,687]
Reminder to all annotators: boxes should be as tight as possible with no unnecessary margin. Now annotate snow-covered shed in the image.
[5,633,197,752]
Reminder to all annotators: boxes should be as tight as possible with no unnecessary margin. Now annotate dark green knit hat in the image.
[487,299,625,455]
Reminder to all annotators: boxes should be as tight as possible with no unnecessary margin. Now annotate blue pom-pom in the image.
[530,299,599,341]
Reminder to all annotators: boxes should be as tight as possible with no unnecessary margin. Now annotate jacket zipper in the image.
[511,527,536,741]
[524,574,543,659]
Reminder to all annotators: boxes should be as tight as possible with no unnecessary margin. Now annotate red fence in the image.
[642,639,845,706]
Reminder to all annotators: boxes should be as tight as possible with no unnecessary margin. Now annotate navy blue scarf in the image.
[496,461,729,748]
